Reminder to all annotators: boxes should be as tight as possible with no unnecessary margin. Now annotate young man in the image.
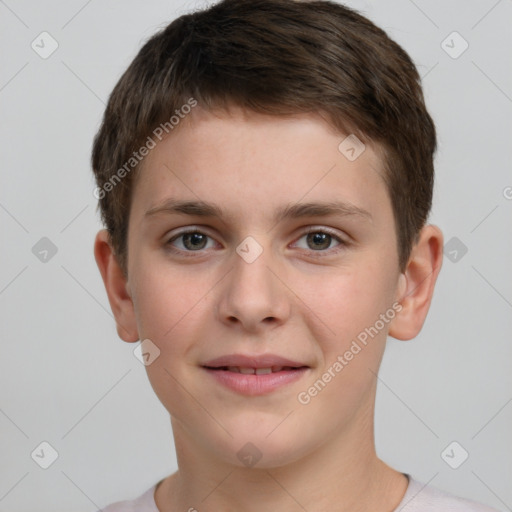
[92,0,499,510]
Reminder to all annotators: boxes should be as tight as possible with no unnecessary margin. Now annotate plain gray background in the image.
[1,0,511,510]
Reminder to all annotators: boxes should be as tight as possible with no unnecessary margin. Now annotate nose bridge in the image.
[216,236,290,330]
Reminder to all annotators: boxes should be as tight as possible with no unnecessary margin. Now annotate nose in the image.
[216,242,291,333]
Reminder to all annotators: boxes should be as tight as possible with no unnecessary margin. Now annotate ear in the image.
[94,229,139,342]
[388,224,443,341]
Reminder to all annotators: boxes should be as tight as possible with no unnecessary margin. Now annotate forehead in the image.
[130,106,391,226]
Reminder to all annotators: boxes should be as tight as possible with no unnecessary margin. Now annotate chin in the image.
[204,424,316,470]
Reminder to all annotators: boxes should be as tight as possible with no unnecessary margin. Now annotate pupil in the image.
[185,233,207,250]
[308,232,330,250]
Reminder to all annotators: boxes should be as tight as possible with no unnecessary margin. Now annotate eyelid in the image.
[166,225,216,239]
[302,225,345,238]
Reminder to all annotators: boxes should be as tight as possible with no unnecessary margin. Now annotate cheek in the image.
[131,266,208,412]
[130,263,205,351]
[306,262,395,349]
[296,270,393,425]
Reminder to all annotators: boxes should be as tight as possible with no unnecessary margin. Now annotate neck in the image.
[155,396,408,512]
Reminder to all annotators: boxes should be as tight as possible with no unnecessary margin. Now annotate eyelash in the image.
[165,226,348,258]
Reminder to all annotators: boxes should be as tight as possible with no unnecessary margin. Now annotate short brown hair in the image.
[92,0,436,275]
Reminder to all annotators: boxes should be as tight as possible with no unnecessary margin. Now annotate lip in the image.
[202,354,307,368]
[202,354,310,396]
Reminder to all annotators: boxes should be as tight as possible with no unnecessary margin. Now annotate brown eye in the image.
[306,232,332,250]
[167,231,215,252]
[293,229,343,253]
[182,232,208,250]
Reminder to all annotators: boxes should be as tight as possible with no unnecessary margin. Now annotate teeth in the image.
[255,367,272,375]
[223,366,294,374]
[239,367,256,374]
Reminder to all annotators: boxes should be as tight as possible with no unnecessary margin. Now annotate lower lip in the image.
[203,367,309,396]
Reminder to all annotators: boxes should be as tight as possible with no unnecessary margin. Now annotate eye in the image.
[293,228,345,253]
[166,230,217,252]
[165,227,346,257]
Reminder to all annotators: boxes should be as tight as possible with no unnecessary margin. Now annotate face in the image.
[123,107,405,467]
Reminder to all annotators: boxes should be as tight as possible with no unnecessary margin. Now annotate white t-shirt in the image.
[99,474,500,511]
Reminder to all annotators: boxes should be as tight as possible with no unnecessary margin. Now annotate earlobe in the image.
[388,224,444,341]
[94,229,140,343]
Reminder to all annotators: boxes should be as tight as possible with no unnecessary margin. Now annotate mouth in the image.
[201,354,310,395]
[203,365,307,374]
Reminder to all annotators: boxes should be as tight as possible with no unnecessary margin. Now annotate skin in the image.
[95,106,443,512]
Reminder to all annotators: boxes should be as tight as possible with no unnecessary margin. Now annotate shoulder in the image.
[98,483,159,512]
[397,476,501,512]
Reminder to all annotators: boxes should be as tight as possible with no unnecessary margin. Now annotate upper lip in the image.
[202,354,308,369]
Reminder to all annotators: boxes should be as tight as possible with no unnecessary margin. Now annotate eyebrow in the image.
[144,199,372,223]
